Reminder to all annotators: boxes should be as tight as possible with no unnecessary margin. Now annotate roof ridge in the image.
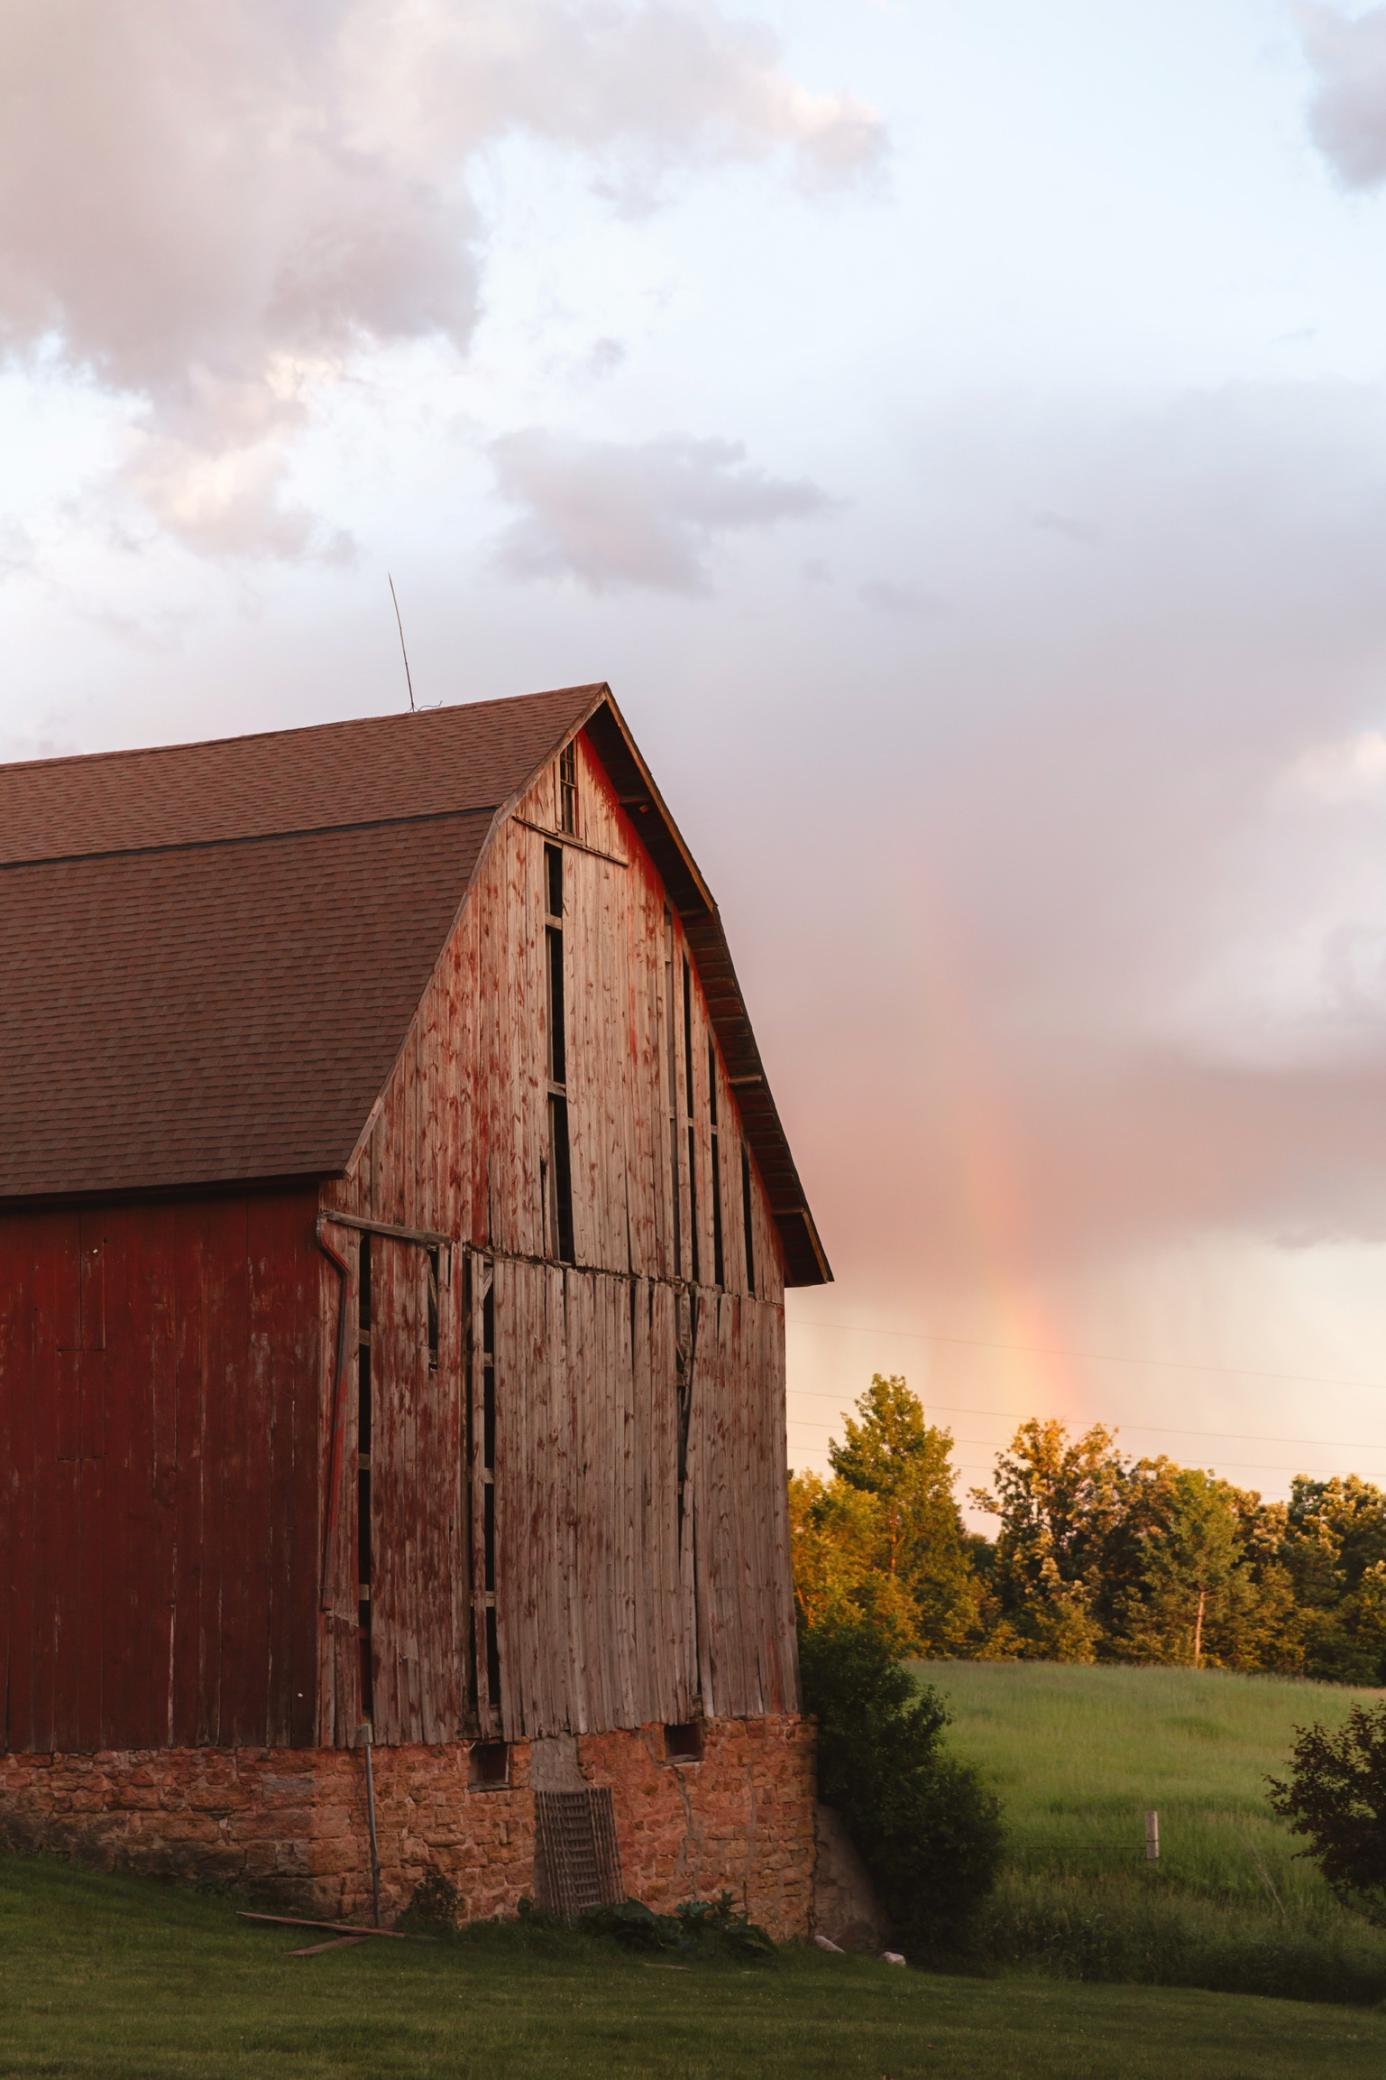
[0,803,499,873]
[0,682,608,778]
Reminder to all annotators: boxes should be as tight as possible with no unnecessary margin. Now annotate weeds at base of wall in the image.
[400,1872,777,1964]
[971,1870,1386,2007]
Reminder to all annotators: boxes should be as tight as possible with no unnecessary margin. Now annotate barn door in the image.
[365,1232,466,1744]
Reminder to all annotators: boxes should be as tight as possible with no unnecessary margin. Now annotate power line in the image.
[786,1314,1386,1399]
[782,1390,1386,1459]
[782,1415,1376,1481]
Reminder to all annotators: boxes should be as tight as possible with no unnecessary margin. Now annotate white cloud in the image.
[1299,3,1386,187]
[0,1,883,556]
[857,576,938,616]
[489,428,834,591]
[0,520,33,580]
[1283,728,1386,803]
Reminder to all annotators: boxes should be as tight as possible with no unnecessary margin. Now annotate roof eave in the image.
[580,691,832,1289]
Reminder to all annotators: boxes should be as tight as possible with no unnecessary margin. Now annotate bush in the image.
[398,1869,463,1934]
[1268,1703,1386,1927]
[799,1615,1003,1958]
[578,1891,776,1962]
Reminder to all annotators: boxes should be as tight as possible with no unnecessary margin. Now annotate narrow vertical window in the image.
[462,1252,476,1725]
[683,958,699,1285]
[558,741,578,836]
[356,1232,374,1720]
[665,911,682,1277]
[675,1292,695,1539]
[479,1268,502,1722]
[741,1146,756,1298]
[708,1039,725,1290]
[426,1248,440,1374]
[545,843,574,1262]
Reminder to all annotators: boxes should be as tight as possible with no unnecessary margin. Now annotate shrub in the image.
[1267,1702,1386,1927]
[398,1868,463,1933]
[799,1614,1003,1958]
[578,1892,776,1962]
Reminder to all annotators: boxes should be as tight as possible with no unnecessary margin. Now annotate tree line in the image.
[789,1375,1386,1681]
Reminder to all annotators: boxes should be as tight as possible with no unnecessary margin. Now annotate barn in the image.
[0,682,831,1933]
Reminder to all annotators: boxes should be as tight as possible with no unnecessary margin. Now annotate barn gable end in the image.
[0,683,830,1940]
[317,727,799,1749]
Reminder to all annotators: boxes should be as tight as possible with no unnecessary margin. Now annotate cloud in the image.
[0,2,883,555]
[770,380,1386,1295]
[857,577,939,616]
[585,337,628,381]
[1029,506,1099,547]
[488,428,834,591]
[1283,730,1386,804]
[1298,4,1386,186]
[0,520,33,580]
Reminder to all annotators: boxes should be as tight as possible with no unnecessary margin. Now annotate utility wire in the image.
[782,1414,1376,1480]
[786,1314,1386,1399]
[782,1389,1386,1459]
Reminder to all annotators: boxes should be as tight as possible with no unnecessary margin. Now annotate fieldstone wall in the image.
[0,1715,816,1938]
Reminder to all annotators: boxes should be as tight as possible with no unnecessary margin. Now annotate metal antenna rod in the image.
[388,572,416,712]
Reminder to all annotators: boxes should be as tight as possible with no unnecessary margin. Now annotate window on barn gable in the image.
[683,958,699,1285]
[707,1041,725,1289]
[742,1146,756,1297]
[558,741,578,836]
[544,842,575,1263]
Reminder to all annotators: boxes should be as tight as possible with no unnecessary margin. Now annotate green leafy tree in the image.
[818,1375,982,1654]
[1268,1703,1386,1926]
[970,1419,1127,1657]
[1285,1478,1386,1684]
[787,1470,923,1651]
[799,1614,1003,1956]
[1117,1466,1245,1668]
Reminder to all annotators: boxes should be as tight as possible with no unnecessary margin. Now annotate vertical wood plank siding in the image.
[0,1188,321,1754]
[321,732,797,1742]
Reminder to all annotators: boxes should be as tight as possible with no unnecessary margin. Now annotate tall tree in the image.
[787,1469,923,1651]
[1118,1466,1245,1667]
[970,1419,1127,1656]
[828,1375,981,1654]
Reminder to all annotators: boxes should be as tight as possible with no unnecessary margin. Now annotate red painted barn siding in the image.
[0,1187,321,1754]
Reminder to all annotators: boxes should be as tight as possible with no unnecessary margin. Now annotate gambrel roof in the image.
[0,684,828,1284]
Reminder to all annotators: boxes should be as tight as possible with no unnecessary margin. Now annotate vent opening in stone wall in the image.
[664,1720,704,1763]
[356,1232,374,1722]
[469,1739,509,1790]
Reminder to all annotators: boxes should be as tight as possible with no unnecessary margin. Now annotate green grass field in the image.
[5,1849,1386,2080]
[922,1659,1386,2001]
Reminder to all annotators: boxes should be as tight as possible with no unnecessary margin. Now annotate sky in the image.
[5,1,1386,1519]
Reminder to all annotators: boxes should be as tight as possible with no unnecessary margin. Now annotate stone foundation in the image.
[0,1715,816,1939]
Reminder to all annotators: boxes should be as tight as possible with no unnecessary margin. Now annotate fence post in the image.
[1145,1809,1160,1863]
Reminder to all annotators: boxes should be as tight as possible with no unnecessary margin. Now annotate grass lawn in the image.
[5,1850,1386,2080]
[921,1658,1386,2001]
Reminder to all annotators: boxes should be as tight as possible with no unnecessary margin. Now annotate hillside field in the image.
[5,1849,1386,2080]
[922,1658,1386,2001]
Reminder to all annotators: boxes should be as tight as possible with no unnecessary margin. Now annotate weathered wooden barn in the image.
[0,683,830,1931]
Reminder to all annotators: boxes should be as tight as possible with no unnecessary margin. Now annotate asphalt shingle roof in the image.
[0,687,598,1197]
